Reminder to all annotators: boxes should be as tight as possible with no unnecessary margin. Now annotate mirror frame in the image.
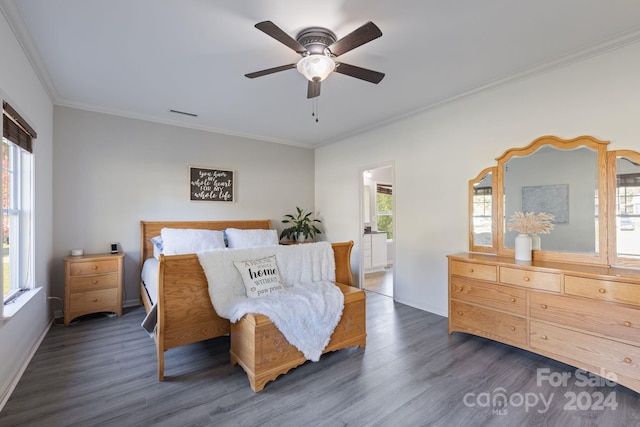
[607,149,640,269]
[470,135,612,265]
[469,167,497,253]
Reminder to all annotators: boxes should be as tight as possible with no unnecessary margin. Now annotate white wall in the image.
[52,107,315,305]
[0,9,53,407]
[316,41,640,316]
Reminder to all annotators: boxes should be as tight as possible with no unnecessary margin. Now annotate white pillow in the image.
[226,228,279,249]
[233,255,285,298]
[160,228,226,255]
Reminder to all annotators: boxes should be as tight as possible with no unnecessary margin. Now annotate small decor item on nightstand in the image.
[110,243,118,254]
[507,212,555,261]
[280,207,322,243]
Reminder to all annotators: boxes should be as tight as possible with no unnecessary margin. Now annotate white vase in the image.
[515,233,532,261]
[296,232,305,243]
[530,233,541,250]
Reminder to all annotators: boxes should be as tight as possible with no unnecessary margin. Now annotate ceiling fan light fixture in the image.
[296,54,335,82]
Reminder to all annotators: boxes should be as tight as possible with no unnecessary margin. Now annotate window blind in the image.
[3,101,36,152]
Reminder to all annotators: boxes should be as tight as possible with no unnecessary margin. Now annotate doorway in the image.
[361,164,394,297]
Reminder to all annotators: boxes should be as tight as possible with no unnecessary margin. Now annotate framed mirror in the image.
[608,150,640,268]
[469,167,496,253]
[470,135,611,265]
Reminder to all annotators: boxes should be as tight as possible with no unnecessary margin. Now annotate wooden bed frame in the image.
[139,220,366,390]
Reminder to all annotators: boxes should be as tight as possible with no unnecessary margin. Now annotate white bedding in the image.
[197,242,344,362]
[141,257,159,305]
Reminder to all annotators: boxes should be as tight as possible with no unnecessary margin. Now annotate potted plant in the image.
[280,207,322,242]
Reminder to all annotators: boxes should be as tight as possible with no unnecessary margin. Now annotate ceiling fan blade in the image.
[328,22,382,57]
[255,21,308,54]
[334,62,385,84]
[307,79,321,98]
[245,63,297,79]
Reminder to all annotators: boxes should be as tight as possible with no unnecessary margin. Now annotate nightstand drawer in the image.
[70,259,119,276]
[450,260,497,282]
[565,275,640,307]
[499,266,560,292]
[69,288,118,314]
[68,273,118,291]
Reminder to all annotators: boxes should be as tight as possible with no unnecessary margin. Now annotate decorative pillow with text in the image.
[233,255,285,298]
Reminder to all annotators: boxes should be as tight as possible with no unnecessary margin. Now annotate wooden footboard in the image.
[230,283,366,392]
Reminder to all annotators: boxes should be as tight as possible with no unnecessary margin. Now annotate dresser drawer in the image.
[68,273,118,292]
[450,260,497,282]
[499,267,560,292]
[530,292,639,344]
[451,277,526,316]
[70,259,119,276]
[530,321,639,382]
[69,288,118,314]
[565,276,640,307]
[450,300,527,346]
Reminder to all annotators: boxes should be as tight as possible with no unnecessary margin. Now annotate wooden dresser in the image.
[64,253,124,326]
[448,253,640,394]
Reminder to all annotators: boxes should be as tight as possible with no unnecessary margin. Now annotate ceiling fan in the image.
[245,21,385,99]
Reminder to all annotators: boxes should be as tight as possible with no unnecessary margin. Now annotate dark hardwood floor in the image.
[1,291,638,427]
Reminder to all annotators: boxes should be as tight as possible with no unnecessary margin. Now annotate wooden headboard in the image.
[140,220,273,263]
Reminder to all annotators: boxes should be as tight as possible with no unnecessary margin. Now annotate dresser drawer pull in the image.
[598,288,606,294]
[540,304,547,309]
[624,321,632,327]
[523,277,530,282]
[510,326,516,331]
[458,311,464,316]
[93,298,98,302]
[541,335,548,340]
[457,286,464,292]
[510,298,516,303]
[92,266,98,270]
[624,357,632,364]
[468,268,474,273]
[92,280,98,285]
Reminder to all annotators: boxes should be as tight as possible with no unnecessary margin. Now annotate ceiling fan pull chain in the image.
[313,98,319,123]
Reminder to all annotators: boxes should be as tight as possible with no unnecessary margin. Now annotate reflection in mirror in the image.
[503,145,599,253]
[472,172,493,246]
[615,156,640,257]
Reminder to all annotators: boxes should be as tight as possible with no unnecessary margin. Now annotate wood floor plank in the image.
[1,291,638,426]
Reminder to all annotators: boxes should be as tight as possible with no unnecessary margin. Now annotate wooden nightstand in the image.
[64,253,124,326]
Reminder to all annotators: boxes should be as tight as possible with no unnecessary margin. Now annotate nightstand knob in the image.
[458,311,464,316]
[457,286,464,292]
[624,321,631,327]
[468,268,474,273]
[92,280,98,285]
[541,335,548,340]
[92,298,98,302]
[541,304,547,309]
[510,326,516,331]
[624,357,632,364]
[92,266,98,270]
[510,298,516,303]
[524,276,530,281]
[598,288,606,294]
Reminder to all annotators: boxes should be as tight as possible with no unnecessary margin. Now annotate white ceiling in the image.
[3,0,640,148]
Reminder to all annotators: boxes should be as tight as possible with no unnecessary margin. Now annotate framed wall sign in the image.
[189,166,235,202]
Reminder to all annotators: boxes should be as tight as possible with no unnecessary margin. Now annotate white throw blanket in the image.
[197,242,344,361]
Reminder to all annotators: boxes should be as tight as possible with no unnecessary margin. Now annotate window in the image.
[376,184,393,239]
[472,186,492,234]
[2,101,36,304]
